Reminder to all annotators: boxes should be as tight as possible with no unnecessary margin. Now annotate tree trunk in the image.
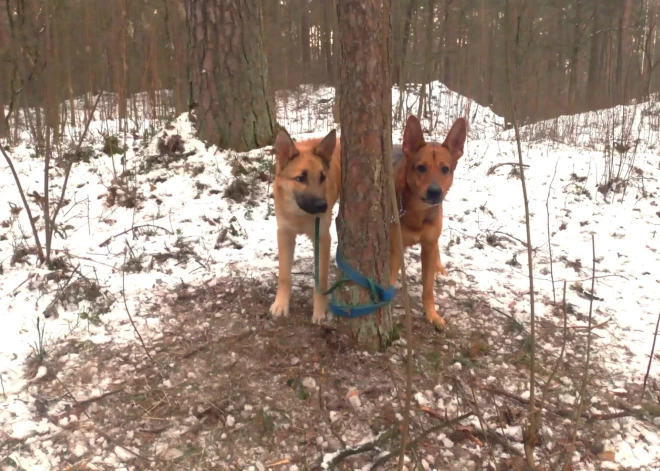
[417,0,435,118]
[442,0,455,85]
[617,0,634,103]
[567,0,582,111]
[336,0,393,351]
[587,5,606,108]
[400,0,416,76]
[0,46,7,138]
[188,0,277,151]
[546,0,562,114]
[486,13,496,107]
[322,0,335,84]
[641,2,659,96]
[0,92,7,138]
[394,0,416,122]
[0,22,7,138]
[331,0,341,123]
[391,0,414,85]
[300,0,311,71]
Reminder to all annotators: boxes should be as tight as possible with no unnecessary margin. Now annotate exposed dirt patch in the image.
[13,274,656,470]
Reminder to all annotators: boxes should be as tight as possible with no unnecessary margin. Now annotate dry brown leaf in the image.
[598,451,616,461]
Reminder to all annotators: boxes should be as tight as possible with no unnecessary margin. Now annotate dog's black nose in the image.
[296,194,329,214]
[314,200,328,213]
[425,183,443,203]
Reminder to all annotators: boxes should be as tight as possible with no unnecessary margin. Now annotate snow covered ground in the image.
[1,82,660,469]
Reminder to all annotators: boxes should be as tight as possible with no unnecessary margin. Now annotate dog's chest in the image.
[401,208,438,232]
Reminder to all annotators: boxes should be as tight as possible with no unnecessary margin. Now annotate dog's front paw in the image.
[426,309,446,330]
[312,305,327,324]
[269,297,289,317]
[436,261,448,277]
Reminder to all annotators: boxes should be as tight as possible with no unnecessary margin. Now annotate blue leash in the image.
[313,217,395,318]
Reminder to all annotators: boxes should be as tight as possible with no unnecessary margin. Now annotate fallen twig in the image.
[99,223,173,247]
[325,427,398,470]
[76,388,124,407]
[485,386,629,422]
[486,161,530,176]
[55,376,150,463]
[369,412,474,470]
[266,459,290,467]
[471,428,523,457]
[420,406,445,421]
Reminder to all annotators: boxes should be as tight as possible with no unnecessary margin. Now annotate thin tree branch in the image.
[504,0,538,467]
[48,88,104,246]
[121,249,155,364]
[371,412,474,470]
[564,234,596,470]
[641,310,660,402]
[0,145,45,262]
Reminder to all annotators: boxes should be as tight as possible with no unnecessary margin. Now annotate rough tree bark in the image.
[300,0,311,71]
[394,0,416,122]
[567,0,582,111]
[188,0,277,151]
[442,0,455,85]
[642,2,659,96]
[330,0,341,123]
[417,0,435,118]
[336,0,393,351]
[586,5,603,108]
[0,25,8,137]
[391,0,414,86]
[617,0,634,103]
[321,0,335,84]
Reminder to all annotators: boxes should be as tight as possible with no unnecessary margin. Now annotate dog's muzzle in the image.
[424,183,443,205]
[295,194,328,214]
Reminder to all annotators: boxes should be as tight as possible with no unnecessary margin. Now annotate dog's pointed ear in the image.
[314,129,337,166]
[402,115,425,157]
[443,118,467,167]
[274,129,299,168]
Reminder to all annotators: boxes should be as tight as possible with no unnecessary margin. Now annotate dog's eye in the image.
[319,172,326,183]
[416,165,427,174]
[295,173,307,183]
[441,166,450,175]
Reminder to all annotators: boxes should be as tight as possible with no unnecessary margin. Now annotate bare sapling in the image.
[0,88,102,267]
[504,0,539,467]
[546,157,559,303]
[563,234,596,470]
[641,310,660,402]
[43,0,54,262]
[0,145,46,262]
[121,248,155,364]
[47,91,103,251]
[540,281,568,415]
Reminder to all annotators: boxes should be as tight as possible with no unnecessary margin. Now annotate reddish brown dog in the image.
[390,115,467,328]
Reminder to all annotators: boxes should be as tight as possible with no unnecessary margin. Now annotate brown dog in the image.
[270,129,341,324]
[390,115,467,328]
